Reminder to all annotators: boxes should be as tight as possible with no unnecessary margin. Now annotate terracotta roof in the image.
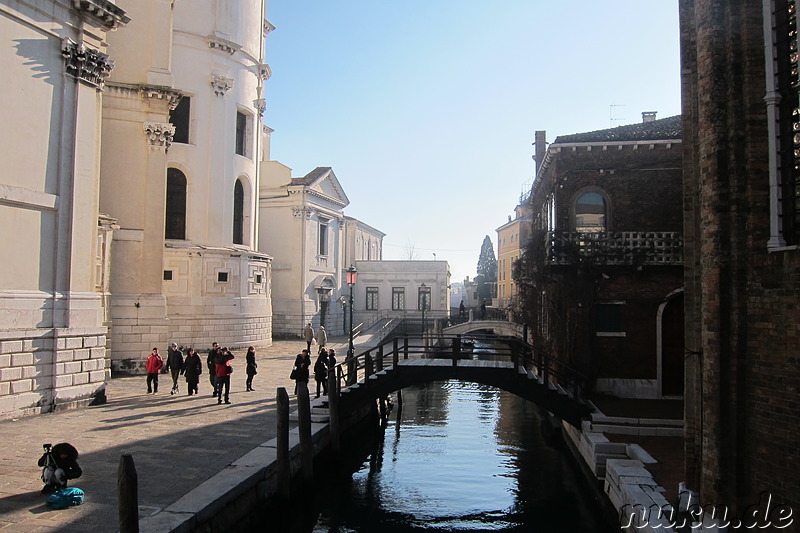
[292,166,331,185]
[553,115,681,144]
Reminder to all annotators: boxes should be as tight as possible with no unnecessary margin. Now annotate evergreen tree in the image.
[476,235,497,280]
[476,236,497,301]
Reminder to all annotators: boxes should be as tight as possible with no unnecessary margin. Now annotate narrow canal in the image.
[290,377,615,532]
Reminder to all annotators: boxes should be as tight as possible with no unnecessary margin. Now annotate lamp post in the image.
[346,266,358,359]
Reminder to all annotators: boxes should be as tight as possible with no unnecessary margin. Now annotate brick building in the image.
[680,0,800,522]
[522,116,684,399]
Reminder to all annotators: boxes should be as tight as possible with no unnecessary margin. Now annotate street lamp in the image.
[346,266,358,359]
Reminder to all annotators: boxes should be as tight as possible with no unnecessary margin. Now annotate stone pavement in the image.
[0,338,349,533]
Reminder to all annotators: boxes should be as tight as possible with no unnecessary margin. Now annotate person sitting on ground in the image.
[38,442,81,493]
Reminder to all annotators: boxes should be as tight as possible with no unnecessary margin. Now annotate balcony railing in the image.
[546,231,683,266]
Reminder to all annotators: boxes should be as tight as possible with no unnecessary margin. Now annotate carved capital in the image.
[292,206,314,219]
[141,85,183,110]
[72,0,130,30]
[143,122,175,152]
[211,74,233,96]
[253,98,266,117]
[258,63,272,81]
[61,39,114,89]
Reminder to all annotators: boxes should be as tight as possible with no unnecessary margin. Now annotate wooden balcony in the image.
[546,231,683,266]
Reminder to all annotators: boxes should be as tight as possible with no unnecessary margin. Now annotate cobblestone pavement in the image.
[0,338,347,532]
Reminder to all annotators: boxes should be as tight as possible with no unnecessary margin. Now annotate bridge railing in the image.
[329,333,588,405]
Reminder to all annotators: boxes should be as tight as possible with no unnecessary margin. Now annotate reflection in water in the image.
[308,380,613,533]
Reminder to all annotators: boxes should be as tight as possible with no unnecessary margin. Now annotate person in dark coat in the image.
[207,342,219,396]
[292,349,311,394]
[165,342,184,395]
[313,348,329,398]
[245,346,257,392]
[183,347,202,395]
[38,442,81,493]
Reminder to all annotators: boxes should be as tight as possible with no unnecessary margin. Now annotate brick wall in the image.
[681,0,800,523]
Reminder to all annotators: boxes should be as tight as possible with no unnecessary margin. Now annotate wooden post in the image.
[276,387,290,499]
[118,454,139,533]
[393,338,399,367]
[397,388,403,414]
[452,334,461,367]
[297,383,314,480]
[376,344,384,372]
[328,368,340,452]
[403,337,409,360]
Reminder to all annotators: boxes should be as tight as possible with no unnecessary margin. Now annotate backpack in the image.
[46,487,84,509]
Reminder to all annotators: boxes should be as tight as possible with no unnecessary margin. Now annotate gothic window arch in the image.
[166,168,187,240]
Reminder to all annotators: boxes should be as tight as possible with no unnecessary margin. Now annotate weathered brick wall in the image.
[681,0,800,523]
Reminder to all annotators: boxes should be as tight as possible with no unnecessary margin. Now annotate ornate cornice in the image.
[211,74,233,96]
[61,39,114,89]
[142,85,183,109]
[208,37,239,55]
[143,122,175,152]
[72,0,130,30]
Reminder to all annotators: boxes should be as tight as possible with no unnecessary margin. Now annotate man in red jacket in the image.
[214,348,234,404]
[145,347,163,394]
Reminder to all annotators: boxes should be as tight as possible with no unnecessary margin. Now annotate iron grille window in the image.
[392,287,405,310]
[776,0,800,243]
[366,287,378,310]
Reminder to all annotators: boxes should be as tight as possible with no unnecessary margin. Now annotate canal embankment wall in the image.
[138,400,375,533]
[562,412,685,533]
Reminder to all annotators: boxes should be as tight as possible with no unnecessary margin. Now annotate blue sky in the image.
[264,1,681,283]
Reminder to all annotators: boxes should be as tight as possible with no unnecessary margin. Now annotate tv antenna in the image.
[610,104,626,127]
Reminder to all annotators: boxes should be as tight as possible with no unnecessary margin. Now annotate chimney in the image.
[642,111,657,123]
[533,130,547,175]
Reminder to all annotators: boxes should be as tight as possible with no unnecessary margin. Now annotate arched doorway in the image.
[658,290,684,397]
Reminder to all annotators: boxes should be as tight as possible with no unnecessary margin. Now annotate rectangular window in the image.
[595,302,625,337]
[318,218,329,256]
[418,287,431,311]
[169,96,190,144]
[366,287,378,310]
[163,270,173,281]
[235,111,250,157]
[392,287,405,310]
[217,272,229,283]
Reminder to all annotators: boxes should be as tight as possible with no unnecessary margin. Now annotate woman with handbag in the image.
[245,346,257,392]
[292,349,310,394]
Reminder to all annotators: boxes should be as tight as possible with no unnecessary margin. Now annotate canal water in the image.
[295,378,615,532]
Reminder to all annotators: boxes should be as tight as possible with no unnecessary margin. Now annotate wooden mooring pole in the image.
[118,454,139,533]
[297,383,314,480]
[276,387,290,500]
[328,369,340,452]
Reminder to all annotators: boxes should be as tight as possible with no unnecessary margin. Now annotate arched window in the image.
[233,179,244,245]
[165,168,187,240]
[575,191,607,232]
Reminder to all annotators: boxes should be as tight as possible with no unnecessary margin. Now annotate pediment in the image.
[296,167,350,208]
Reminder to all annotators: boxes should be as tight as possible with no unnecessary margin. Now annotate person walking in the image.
[183,347,202,396]
[215,347,234,404]
[303,322,314,353]
[480,300,487,320]
[165,342,184,395]
[207,342,219,396]
[313,348,329,398]
[315,325,327,353]
[459,300,466,320]
[245,346,257,392]
[145,347,163,394]
[292,349,311,394]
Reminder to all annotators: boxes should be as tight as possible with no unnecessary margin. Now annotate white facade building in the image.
[100,0,273,373]
[259,165,349,336]
[0,0,129,419]
[344,216,385,265]
[350,261,451,328]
